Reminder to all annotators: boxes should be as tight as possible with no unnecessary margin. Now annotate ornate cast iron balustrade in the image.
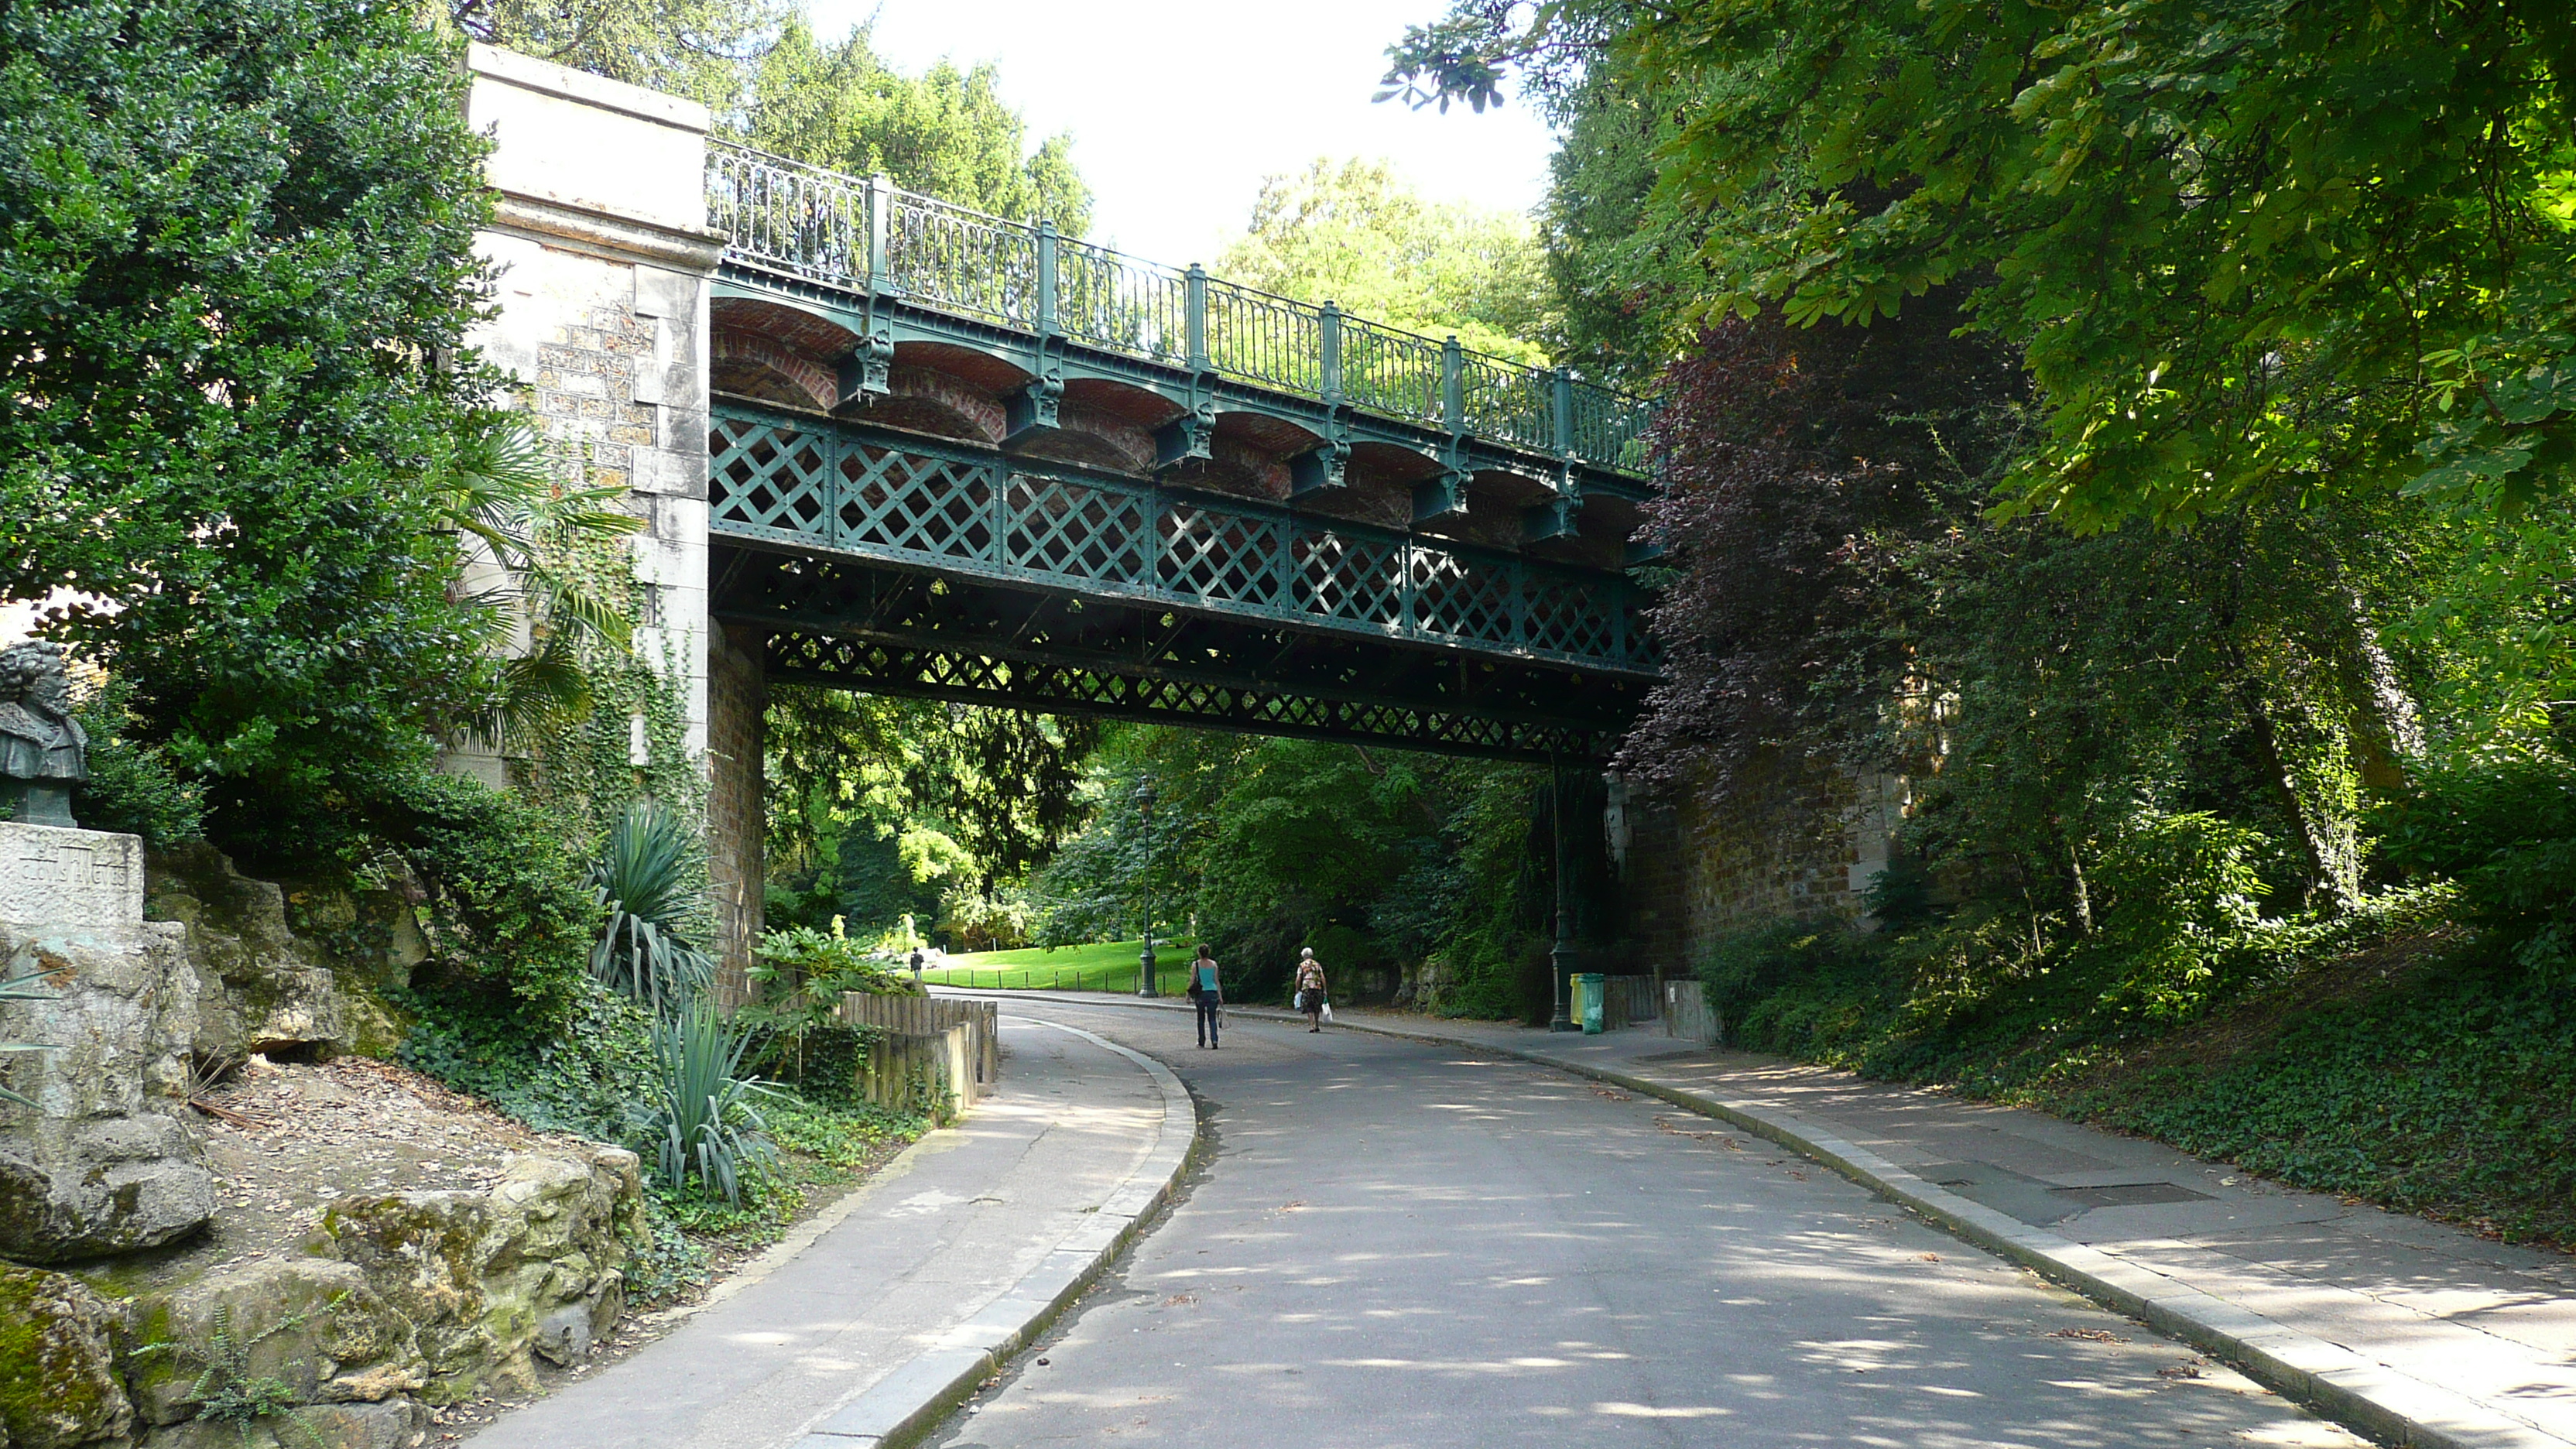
[710,404,1656,677]
[705,142,1655,474]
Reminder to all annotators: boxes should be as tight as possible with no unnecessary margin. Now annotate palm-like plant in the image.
[642,1004,780,1204]
[0,951,64,1109]
[590,800,718,1015]
[429,409,642,751]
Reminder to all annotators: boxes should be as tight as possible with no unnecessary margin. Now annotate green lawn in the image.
[918,940,1194,994]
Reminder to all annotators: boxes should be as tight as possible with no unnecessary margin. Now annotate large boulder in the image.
[145,845,347,1064]
[0,1262,134,1449]
[317,1146,643,1400]
[0,923,215,1262]
[124,1259,425,1428]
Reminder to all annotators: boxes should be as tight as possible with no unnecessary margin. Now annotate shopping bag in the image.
[1321,1000,1334,1023]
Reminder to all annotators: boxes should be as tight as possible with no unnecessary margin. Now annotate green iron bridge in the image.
[701,143,1661,762]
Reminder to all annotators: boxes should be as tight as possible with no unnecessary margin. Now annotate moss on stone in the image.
[0,1262,132,1448]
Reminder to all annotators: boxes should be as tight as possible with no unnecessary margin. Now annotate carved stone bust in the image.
[0,641,87,828]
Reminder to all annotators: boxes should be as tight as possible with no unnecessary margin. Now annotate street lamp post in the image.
[1136,784,1159,998]
[1547,761,1578,1032]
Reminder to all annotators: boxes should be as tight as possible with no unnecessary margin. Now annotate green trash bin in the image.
[1575,972,1606,1034]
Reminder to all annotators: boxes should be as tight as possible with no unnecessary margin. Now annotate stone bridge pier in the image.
[457,45,766,985]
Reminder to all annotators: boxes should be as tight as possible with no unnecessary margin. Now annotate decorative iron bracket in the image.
[836,320,896,408]
[1290,415,1351,496]
[1413,442,1471,522]
[1154,400,1218,471]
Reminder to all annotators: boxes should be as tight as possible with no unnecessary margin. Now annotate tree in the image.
[1389,0,2576,533]
[1218,159,1552,363]
[0,0,506,863]
[742,17,1091,232]
[1026,725,1585,1013]
[762,687,1098,940]
[449,0,783,108]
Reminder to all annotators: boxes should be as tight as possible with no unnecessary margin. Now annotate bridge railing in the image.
[705,142,1654,474]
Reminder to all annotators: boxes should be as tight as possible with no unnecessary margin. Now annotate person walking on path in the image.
[1189,944,1223,1049]
[1293,948,1328,1033]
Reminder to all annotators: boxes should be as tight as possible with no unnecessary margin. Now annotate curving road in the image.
[926,997,2361,1449]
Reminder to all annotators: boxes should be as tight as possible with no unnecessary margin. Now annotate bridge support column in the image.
[707,624,767,1005]
[1549,762,1579,1033]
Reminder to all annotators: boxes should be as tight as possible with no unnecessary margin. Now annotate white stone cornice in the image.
[487,190,724,275]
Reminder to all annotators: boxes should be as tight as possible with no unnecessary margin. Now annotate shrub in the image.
[590,800,716,1015]
[2375,758,2576,969]
[2084,811,2273,1021]
[1701,918,1885,1046]
[70,676,204,844]
[742,923,910,1091]
[639,1005,779,1205]
[395,978,656,1141]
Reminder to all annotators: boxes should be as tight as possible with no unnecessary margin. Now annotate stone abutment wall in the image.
[1619,752,1906,1004]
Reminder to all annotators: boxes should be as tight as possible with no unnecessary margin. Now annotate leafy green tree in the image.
[0,0,509,865]
[743,17,1091,231]
[1218,159,1551,362]
[1028,726,1585,1012]
[449,0,783,108]
[762,687,1097,940]
[1388,0,2576,533]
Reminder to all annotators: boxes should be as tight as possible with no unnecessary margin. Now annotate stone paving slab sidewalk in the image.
[460,1013,1197,1449]
[960,988,2576,1449]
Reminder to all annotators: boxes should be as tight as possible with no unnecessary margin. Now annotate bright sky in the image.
[814,0,1559,265]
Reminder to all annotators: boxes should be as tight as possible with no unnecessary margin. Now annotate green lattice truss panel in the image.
[711,404,1656,678]
[708,413,1653,761]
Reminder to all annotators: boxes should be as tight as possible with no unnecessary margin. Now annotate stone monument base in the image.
[1,820,145,935]
[2,823,216,1261]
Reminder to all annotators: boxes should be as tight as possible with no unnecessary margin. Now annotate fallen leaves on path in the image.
[1653,1115,1744,1149]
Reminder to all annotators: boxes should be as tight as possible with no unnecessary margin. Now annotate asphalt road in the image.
[925,998,2362,1449]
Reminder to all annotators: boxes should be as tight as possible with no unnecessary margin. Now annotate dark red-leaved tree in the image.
[1616,303,2026,819]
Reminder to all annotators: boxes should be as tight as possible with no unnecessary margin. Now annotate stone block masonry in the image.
[0,821,143,932]
[451,43,722,801]
[1619,749,1908,988]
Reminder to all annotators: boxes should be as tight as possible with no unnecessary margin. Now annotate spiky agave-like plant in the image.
[642,1003,781,1204]
[589,800,717,1016]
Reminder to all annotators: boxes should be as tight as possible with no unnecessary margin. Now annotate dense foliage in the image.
[448,0,781,108]
[1218,159,1553,361]
[1368,0,2576,1247]
[1024,728,1611,1017]
[1,0,506,866]
[762,687,1096,947]
[742,17,1091,231]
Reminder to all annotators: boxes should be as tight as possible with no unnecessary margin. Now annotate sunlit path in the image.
[924,999,2362,1448]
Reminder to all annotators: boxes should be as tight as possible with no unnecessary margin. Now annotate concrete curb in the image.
[946,991,2565,1449]
[783,1016,1204,1449]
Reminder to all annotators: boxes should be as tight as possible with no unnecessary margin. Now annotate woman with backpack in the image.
[1293,947,1328,1033]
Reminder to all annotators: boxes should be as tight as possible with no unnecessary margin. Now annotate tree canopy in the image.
[450,0,783,108]
[742,16,1091,231]
[1389,0,2576,533]
[1217,158,1551,363]
[2,0,509,859]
